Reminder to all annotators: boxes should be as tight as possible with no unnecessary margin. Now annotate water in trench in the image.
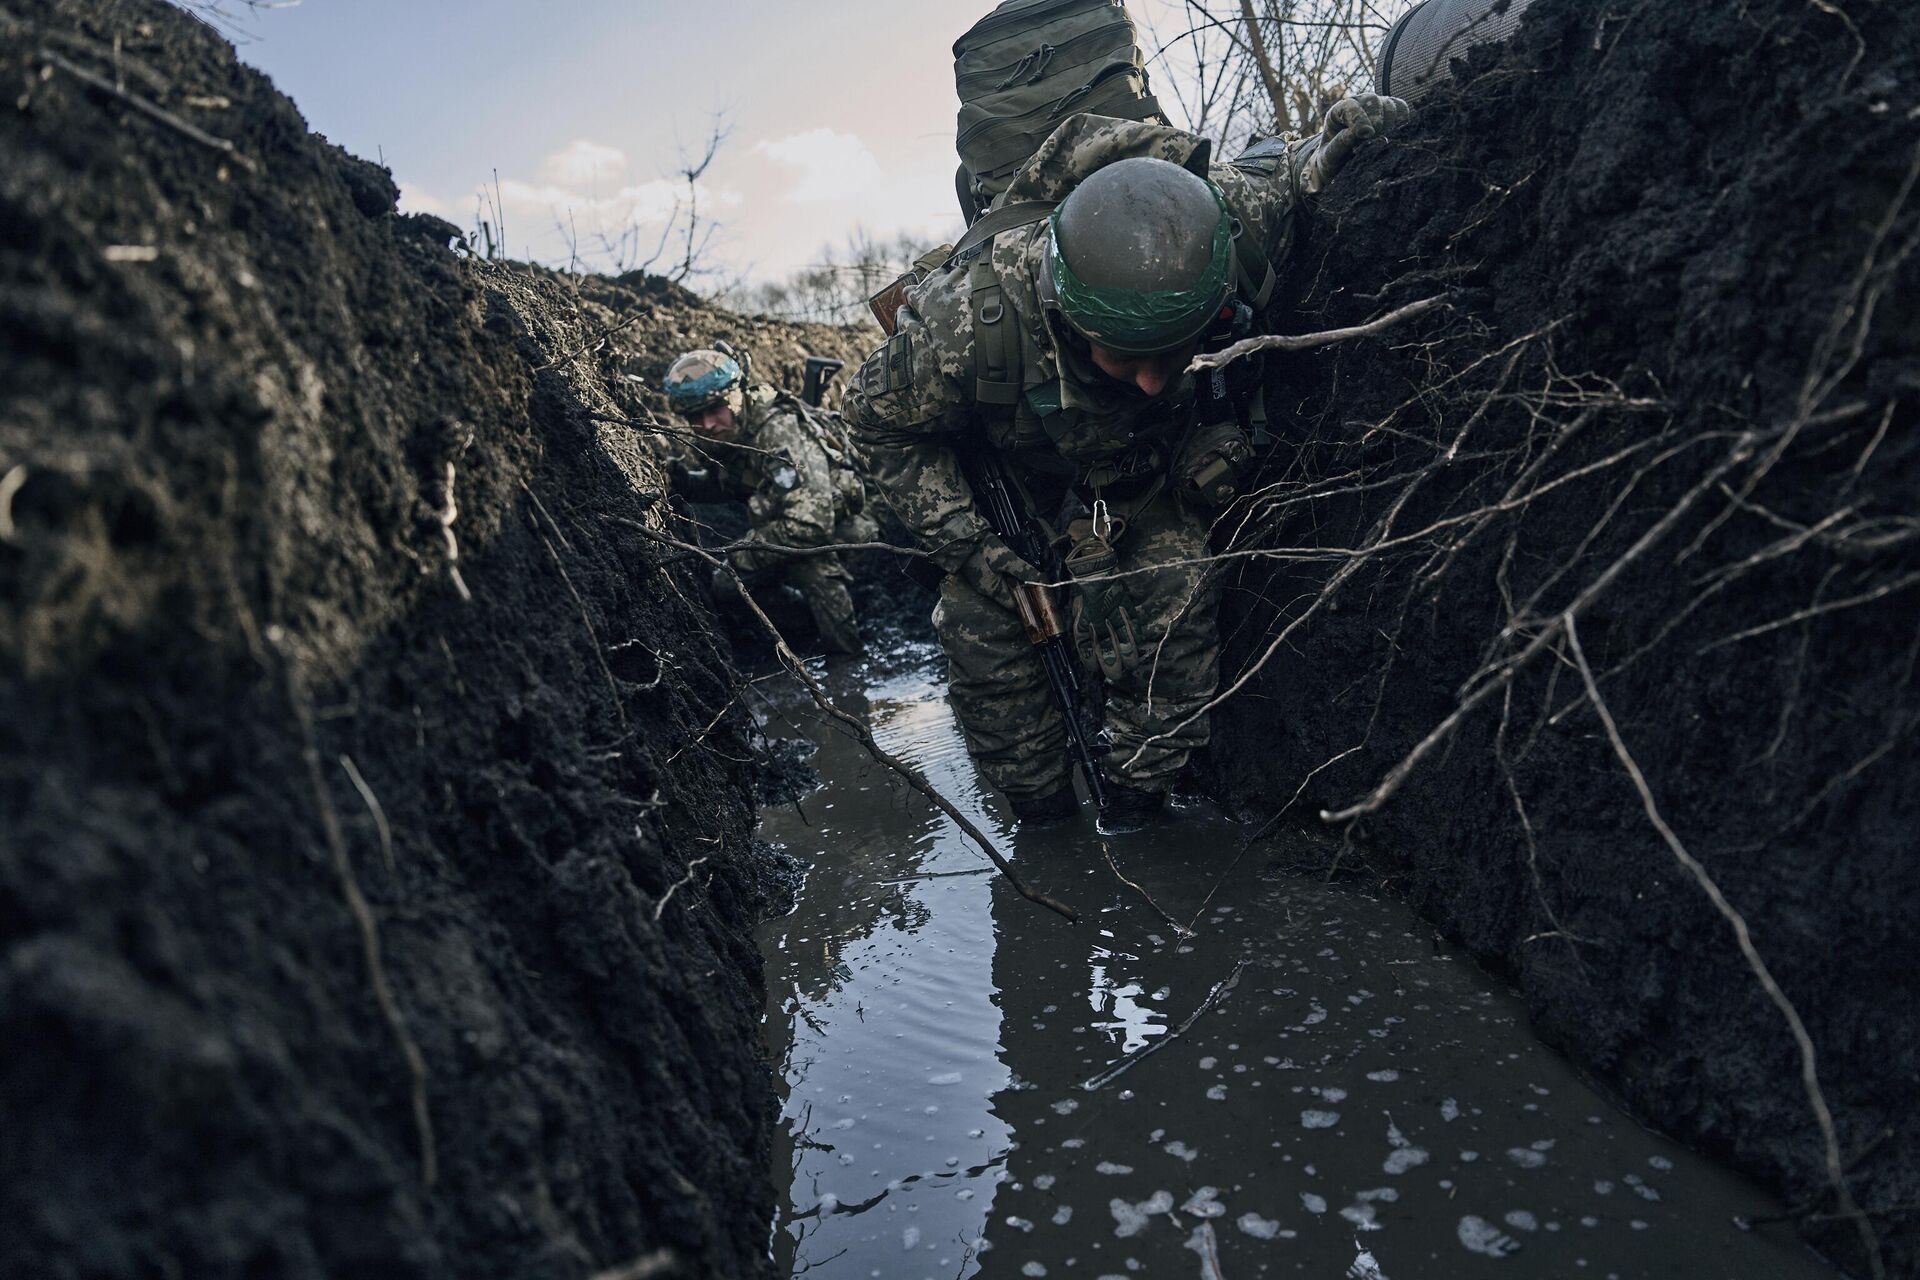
[755,649,1836,1279]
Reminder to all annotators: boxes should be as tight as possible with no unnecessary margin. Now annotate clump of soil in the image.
[0,1,844,1275]
[1206,0,1918,1272]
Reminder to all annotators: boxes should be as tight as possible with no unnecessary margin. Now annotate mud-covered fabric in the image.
[936,490,1219,797]
[844,112,1305,520]
[843,111,1311,795]
[687,383,873,648]
[713,512,871,655]
[703,385,862,559]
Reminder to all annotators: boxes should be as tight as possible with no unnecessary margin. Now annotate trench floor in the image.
[754,649,1836,1280]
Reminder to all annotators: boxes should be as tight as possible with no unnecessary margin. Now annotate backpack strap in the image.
[948,199,1057,265]
[1232,228,1276,309]
[969,258,1022,407]
[953,200,1055,411]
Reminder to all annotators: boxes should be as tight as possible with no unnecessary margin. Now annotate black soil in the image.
[0,2,857,1275]
[1204,1,1919,1274]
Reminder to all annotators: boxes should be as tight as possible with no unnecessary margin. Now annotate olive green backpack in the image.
[953,0,1165,218]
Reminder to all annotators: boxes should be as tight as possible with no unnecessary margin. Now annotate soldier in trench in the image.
[843,99,1409,828]
[663,346,877,654]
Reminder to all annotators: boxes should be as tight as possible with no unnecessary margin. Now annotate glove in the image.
[957,533,1043,608]
[1176,420,1255,509]
[1300,93,1412,194]
[1064,534,1140,680]
[729,529,779,576]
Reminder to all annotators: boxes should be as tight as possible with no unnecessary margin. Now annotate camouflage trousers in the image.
[934,491,1221,802]
[715,512,875,654]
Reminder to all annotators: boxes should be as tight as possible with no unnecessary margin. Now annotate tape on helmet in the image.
[664,349,745,415]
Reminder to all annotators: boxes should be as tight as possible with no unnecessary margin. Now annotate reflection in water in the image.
[757,655,1838,1279]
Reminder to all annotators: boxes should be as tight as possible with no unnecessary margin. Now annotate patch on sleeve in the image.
[1228,133,1289,177]
[857,332,915,398]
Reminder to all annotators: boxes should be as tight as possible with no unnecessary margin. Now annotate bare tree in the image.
[728,228,937,325]
[1140,0,1410,153]
[670,113,732,284]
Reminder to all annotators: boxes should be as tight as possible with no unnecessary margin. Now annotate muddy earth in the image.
[1195,1,1920,1275]
[0,1,860,1275]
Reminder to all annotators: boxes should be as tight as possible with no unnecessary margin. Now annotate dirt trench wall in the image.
[0,2,830,1276]
[1205,1,1919,1273]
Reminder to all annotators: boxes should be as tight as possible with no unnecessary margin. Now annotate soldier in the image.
[844,98,1409,828]
[664,347,876,655]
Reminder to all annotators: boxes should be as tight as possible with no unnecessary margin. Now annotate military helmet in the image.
[663,348,746,416]
[1041,157,1236,356]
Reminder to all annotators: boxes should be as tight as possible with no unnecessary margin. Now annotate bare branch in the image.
[1188,294,1449,370]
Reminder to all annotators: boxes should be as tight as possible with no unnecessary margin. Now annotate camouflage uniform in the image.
[843,114,1309,803]
[693,384,876,654]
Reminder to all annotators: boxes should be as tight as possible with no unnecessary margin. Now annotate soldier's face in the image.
[1088,342,1194,399]
[687,404,738,438]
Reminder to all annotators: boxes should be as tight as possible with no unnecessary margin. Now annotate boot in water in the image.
[1008,786,1079,826]
[808,580,864,655]
[1097,781,1167,835]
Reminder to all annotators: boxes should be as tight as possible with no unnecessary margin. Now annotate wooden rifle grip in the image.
[1013,582,1066,646]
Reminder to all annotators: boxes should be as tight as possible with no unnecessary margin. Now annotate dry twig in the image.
[523,482,629,729]
[1102,841,1193,938]
[38,48,257,172]
[1322,428,1761,824]
[653,856,712,922]
[1188,294,1448,370]
[338,754,396,877]
[1082,960,1248,1090]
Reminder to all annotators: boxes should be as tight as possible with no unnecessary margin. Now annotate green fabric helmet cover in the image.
[1046,159,1235,356]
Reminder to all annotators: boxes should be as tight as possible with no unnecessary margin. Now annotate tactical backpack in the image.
[953,0,1164,219]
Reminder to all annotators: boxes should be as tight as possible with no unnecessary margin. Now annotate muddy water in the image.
[755,653,1835,1279]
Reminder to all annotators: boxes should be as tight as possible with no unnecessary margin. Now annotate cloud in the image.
[396,182,448,217]
[753,128,884,203]
[490,140,740,234]
[541,139,630,190]
[398,136,781,272]
[474,174,741,264]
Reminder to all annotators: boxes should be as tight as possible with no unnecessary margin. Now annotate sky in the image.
[221,0,1019,287]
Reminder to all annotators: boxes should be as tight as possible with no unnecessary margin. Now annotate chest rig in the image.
[964,238,1268,543]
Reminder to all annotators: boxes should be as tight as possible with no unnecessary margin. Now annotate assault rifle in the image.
[959,448,1109,812]
[802,356,844,408]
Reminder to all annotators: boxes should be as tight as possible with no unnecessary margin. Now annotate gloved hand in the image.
[729,529,779,576]
[1064,534,1140,680]
[1300,93,1412,194]
[957,533,1043,607]
[1175,420,1255,508]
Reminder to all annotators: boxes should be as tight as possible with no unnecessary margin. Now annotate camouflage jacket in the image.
[843,114,1307,571]
[696,385,862,549]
